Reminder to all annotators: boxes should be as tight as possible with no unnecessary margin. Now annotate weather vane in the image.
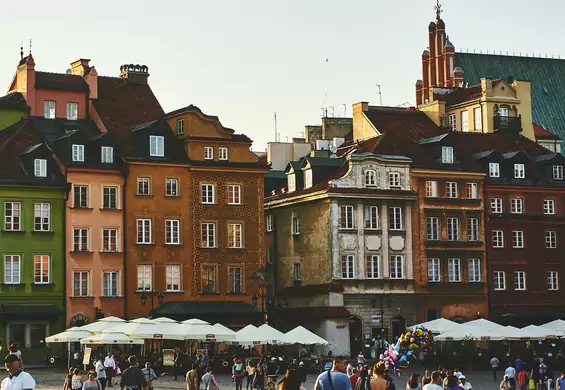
[435,0,443,20]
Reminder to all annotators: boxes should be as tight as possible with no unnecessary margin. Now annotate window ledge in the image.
[199,246,218,250]
[70,250,93,254]
[1,230,25,234]
[70,296,94,300]
[363,229,382,234]
[163,243,182,247]
[99,208,122,211]
[201,292,219,295]
[164,290,183,294]
[135,290,155,293]
[228,247,246,250]
[1,283,24,286]
[99,296,122,299]
[33,283,54,286]
[71,207,94,210]
[32,230,54,234]
[136,194,153,198]
[164,195,180,198]
[136,243,156,246]
[99,251,122,254]
[227,292,246,296]
[338,228,356,233]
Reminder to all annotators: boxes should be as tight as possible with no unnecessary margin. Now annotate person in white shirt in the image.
[423,371,443,390]
[357,352,366,366]
[104,352,117,387]
[491,356,500,381]
[459,375,472,390]
[96,357,108,390]
[505,364,516,389]
[453,369,462,379]
[1,354,35,390]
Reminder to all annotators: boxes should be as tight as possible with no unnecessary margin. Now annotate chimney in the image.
[70,59,91,76]
[120,64,149,85]
[71,59,98,100]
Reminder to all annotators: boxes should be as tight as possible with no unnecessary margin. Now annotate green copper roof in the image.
[455,52,565,140]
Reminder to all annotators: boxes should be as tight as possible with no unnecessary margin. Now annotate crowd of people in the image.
[492,354,565,390]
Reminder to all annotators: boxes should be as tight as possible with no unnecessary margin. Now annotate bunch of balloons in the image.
[380,325,433,373]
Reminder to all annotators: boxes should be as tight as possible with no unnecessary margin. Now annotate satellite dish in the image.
[66,69,72,74]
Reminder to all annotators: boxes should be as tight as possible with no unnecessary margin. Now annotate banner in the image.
[82,347,92,365]
[163,349,175,367]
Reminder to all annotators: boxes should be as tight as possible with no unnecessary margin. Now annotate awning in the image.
[153,301,260,316]
[0,304,63,318]
[276,306,351,319]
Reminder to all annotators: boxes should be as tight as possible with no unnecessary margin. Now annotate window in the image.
[228,223,243,248]
[73,185,89,208]
[425,181,438,197]
[390,255,404,279]
[33,255,50,284]
[4,255,21,284]
[102,186,117,209]
[489,162,500,178]
[137,265,152,291]
[137,177,151,196]
[101,146,114,163]
[460,110,469,132]
[291,216,301,235]
[67,102,78,120]
[552,165,563,180]
[293,264,301,281]
[201,184,215,204]
[340,205,354,229]
[514,271,526,290]
[72,144,84,162]
[365,170,377,186]
[366,255,380,279]
[467,217,479,241]
[304,170,313,189]
[491,198,503,213]
[229,266,243,293]
[492,230,504,248]
[341,255,355,279]
[546,231,557,248]
[544,199,555,215]
[428,258,440,282]
[447,217,459,241]
[201,223,216,248]
[514,163,525,179]
[166,265,181,292]
[165,178,179,197]
[219,147,228,160]
[165,219,180,244]
[34,159,46,177]
[473,107,482,130]
[466,183,478,199]
[72,228,89,251]
[149,135,164,157]
[441,146,454,164]
[548,271,559,291]
[447,258,461,282]
[176,119,184,135]
[426,217,439,241]
[228,184,241,205]
[266,247,273,264]
[103,271,119,297]
[204,147,214,160]
[512,230,524,248]
[494,271,506,290]
[202,266,216,293]
[44,101,56,119]
[364,206,379,229]
[102,228,119,252]
[388,172,400,187]
[266,215,273,232]
[468,258,481,282]
[136,219,152,244]
[446,182,458,198]
[4,202,21,231]
[511,198,523,214]
[73,271,90,297]
[447,114,456,131]
[287,174,296,192]
[34,203,50,231]
[389,207,402,230]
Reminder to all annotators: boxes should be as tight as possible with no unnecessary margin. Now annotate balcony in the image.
[494,115,522,133]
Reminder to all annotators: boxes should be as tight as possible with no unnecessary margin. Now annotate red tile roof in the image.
[363,106,444,139]
[35,71,89,92]
[533,122,561,140]
[443,85,482,106]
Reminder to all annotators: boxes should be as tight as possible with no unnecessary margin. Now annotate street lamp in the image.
[371,294,393,333]
[252,290,267,324]
[140,290,165,314]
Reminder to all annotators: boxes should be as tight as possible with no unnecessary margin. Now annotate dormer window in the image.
[149,135,164,157]
[365,170,377,187]
[101,146,114,163]
[514,163,525,179]
[489,163,500,178]
[44,101,56,119]
[304,169,313,189]
[176,119,184,135]
[288,174,296,192]
[67,103,78,120]
[388,172,400,188]
[72,144,84,162]
[553,165,564,180]
[219,147,228,160]
[441,146,454,164]
[34,159,47,177]
[204,147,214,160]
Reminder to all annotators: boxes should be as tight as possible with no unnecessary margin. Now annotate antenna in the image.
[376,85,383,106]
[273,112,278,142]
[343,104,347,117]
[29,39,32,55]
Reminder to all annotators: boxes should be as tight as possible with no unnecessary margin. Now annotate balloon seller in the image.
[380,325,433,374]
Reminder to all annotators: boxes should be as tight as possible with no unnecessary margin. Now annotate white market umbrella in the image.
[181,318,210,325]
[257,324,285,343]
[153,317,178,324]
[408,318,460,333]
[435,324,507,341]
[212,323,235,335]
[179,323,235,341]
[98,316,126,322]
[235,324,280,345]
[282,326,328,345]
[465,318,507,332]
[46,327,93,343]
[78,317,126,332]
[81,332,144,345]
[542,319,565,332]
[521,325,564,339]
[103,318,185,340]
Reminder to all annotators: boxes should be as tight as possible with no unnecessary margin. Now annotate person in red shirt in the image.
[517,369,529,390]
[349,368,359,389]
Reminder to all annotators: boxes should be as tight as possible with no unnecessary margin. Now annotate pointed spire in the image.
[434,0,443,21]
[29,39,32,55]
[20,40,23,60]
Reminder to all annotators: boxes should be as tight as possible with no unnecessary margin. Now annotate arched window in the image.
[365,170,377,187]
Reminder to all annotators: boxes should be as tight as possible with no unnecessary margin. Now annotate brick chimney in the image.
[120,64,149,85]
[71,59,98,99]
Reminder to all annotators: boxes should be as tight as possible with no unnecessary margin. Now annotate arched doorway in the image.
[391,316,406,342]
[348,316,363,357]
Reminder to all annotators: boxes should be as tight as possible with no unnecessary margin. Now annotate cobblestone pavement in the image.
[6,369,503,390]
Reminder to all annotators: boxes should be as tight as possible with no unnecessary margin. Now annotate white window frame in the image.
[102,271,119,297]
[204,147,214,160]
[176,119,184,135]
[512,230,524,248]
[448,258,461,282]
[101,146,114,163]
[446,182,458,198]
[34,159,47,177]
[137,265,152,291]
[4,255,21,284]
[219,147,228,160]
[72,228,89,251]
[388,172,401,187]
[165,178,179,197]
[514,271,526,291]
[293,263,301,281]
[548,271,559,291]
[73,271,90,297]
[366,255,380,279]
[489,162,500,178]
[72,144,84,162]
[149,135,165,157]
[165,219,181,245]
[466,182,478,199]
[34,203,50,231]
[44,101,56,119]
[514,163,525,179]
[389,207,403,231]
[468,258,481,282]
[441,146,454,164]
[66,102,78,120]
[292,216,300,235]
[304,169,313,189]
[546,230,557,248]
[340,205,354,229]
[552,165,564,180]
[428,258,440,282]
[447,114,456,131]
[287,174,296,192]
[492,230,504,248]
[494,271,506,291]
[491,198,503,214]
[73,185,89,208]
[467,217,479,242]
[201,183,215,204]
[266,215,273,232]
[33,255,50,284]
[102,228,119,252]
[425,181,438,197]
[473,107,482,130]
[447,217,459,241]
[390,255,404,279]
[365,170,377,187]
[228,223,243,248]
[4,202,21,231]
[544,199,555,215]
[102,186,118,209]
[166,264,181,292]
[460,110,469,132]
[136,218,152,244]
[228,266,243,293]
[364,206,379,229]
[510,198,523,214]
[228,184,242,205]
[341,255,355,279]
[426,216,439,241]
[137,177,151,196]
[201,222,216,248]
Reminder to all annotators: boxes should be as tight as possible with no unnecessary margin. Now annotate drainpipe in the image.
[482,180,491,319]
[122,164,129,319]
[63,182,71,330]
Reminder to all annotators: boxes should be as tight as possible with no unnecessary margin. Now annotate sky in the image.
[1,0,563,150]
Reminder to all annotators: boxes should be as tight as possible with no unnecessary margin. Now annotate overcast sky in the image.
[1,0,562,150]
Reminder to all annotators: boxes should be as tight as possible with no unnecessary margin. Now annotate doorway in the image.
[348,316,363,357]
[391,316,406,342]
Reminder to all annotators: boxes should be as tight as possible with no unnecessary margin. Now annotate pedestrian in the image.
[266,358,279,382]
[64,368,75,390]
[421,371,432,387]
[422,371,442,390]
[349,368,359,390]
[119,356,146,390]
[491,356,501,381]
[253,365,266,390]
[82,371,103,390]
[458,375,472,390]
[407,373,421,390]
[516,358,524,374]
[506,363,517,390]
[72,368,84,390]
[202,368,221,390]
[357,352,367,367]
[517,368,528,390]
[246,361,255,390]
[142,362,157,390]
[7,344,24,371]
[174,351,181,381]
[313,356,352,390]
[347,362,355,377]
[369,362,389,390]
[186,364,199,390]
[501,375,512,390]
[105,352,117,388]
[97,357,108,390]
[297,362,307,386]
[556,372,565,390]
[1,353,35,390]
[444,375,464,390]
[279,369,303,390]
[233,359,245,390]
